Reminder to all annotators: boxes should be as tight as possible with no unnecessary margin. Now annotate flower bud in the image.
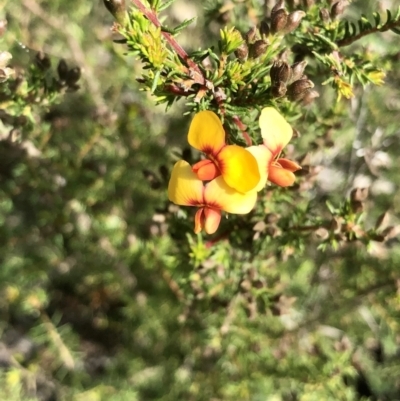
[319,8,331,23]
[259,20,270,38]
[57,59,69,81]
[271,81,287,98]
[284,11,306,34]
[290,60,307,83]
[35,51,51,71]
[66,67,81,86]
[103,0,126,24]
[235,42,249,61]
[245,26,257,43]
[301,89,319,104]
[250,40,268,58]
[271,9,288,34]
[270,61,291,85]
[302,0,315,7]
[277,49,290,62]
[271,0,285,15]
[331,0,348,19]
[287,78,314,101]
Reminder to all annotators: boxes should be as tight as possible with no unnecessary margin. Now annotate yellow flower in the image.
[249,107,301,188]
[188,111,261,193]
[367,70,385,86]
[168,160,257,234]
[334,76,354,101]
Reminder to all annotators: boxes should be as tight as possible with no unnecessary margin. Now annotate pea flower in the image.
[168,160,257,234]
[188,111,260,193]
[256,107,301,187]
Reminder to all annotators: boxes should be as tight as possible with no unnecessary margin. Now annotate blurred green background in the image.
[1,0,400,400]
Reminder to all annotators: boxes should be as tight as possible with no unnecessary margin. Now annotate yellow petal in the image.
[217,145,260,193]
[188,111,225,156]
[246,145,273,192]
[204,176,257,214]
[168,160,204,206]
[259,107,293,155]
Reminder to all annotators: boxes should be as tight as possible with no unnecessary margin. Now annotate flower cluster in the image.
[168,108,301,234]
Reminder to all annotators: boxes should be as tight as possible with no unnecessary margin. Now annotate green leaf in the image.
[325,200,336,215]
[313,33,339,50]
[395,5,400,19]
[158,0,177,12]
[386,9,392,24]
[151,69,161,93]
[172,17,196,35]
[373,12,381,27]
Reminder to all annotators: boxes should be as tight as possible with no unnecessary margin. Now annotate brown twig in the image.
[337,18,400,48]
[164,84,194,97]
[232,115,252,146]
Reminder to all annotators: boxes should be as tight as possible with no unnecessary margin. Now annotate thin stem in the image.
[232,115,252,146]
[130,0,205,85]
[337,18,400,48]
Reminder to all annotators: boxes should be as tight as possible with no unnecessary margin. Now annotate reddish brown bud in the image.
[271,81,287,98]
[319,8,331,23]
[103,0,126,24]
[57,59,69,81]
[250,40,268,58]
[235,42,249,61]
[270,61,291,85]
[66,67,81,85]
[287,78,314,101]
[259,20,270,38]
[245,26,257,43]
[284,11,306,33]
[331,0,348,19]
[35,52,51,71]
[271,9,288,34]
[301,89,319,104]
[290,61,307,83]
[271,0,285,15]
[302,0,315,7]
